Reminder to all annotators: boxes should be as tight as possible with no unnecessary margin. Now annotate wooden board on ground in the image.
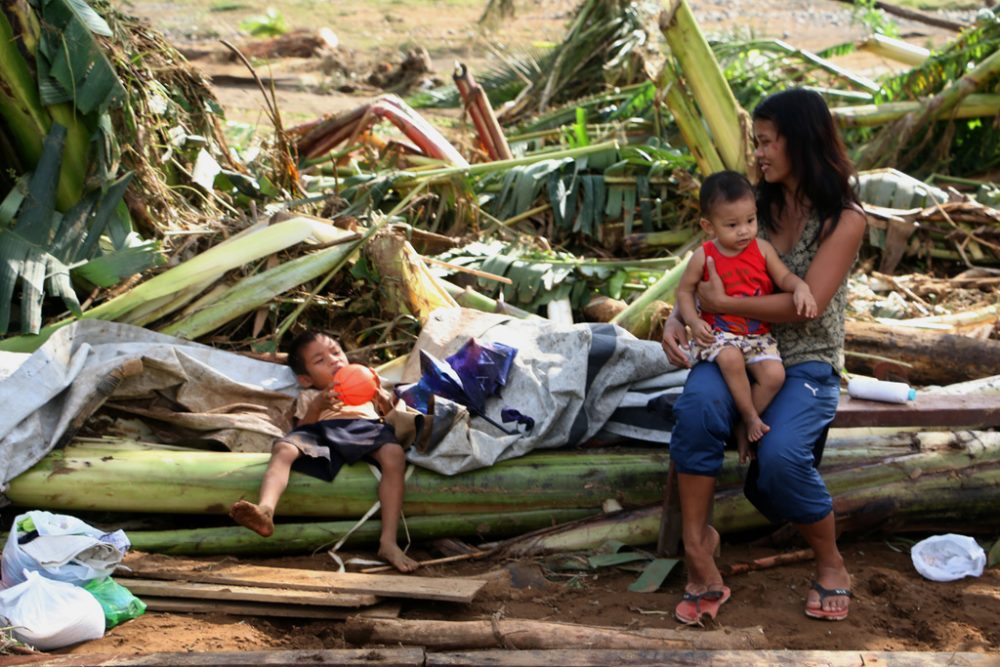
[120,555,485,603]
[832,392,1000,429]
[124,578,379,607]
[143,597,401,620]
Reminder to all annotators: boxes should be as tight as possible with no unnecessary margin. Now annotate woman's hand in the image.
[661,315,692,368]
[694,256,730,313]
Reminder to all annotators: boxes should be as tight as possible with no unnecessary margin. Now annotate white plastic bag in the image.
[1,511,128,588]
[911,534,986,582]
[0,570,105,649]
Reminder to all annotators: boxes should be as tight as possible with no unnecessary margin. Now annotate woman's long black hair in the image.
[753,88,859,245]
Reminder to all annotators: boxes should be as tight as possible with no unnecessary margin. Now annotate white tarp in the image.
[1,310,684,489]
[401,308,681,475]
[0,320,298,491]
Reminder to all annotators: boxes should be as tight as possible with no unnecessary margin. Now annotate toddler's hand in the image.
[691,320,716,346]
[794,284,818,318]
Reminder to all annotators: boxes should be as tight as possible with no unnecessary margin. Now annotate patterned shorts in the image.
[694,330,781,365]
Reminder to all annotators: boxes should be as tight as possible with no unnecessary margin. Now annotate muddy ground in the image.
[15,0,1000,659]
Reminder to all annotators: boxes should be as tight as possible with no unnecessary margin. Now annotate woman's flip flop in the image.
[804,580,853,621]
[674,585,731,624]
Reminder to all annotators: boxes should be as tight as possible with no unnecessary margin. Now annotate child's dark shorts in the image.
[277,418,398,482]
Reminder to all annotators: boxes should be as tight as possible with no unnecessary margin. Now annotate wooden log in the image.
[845,320,1000,385]
[343,617,765,651]
[0,648,426,666]
[121,578,379,607]
[143,597,400,620]
[118,555,485,604]
[426,650,1000,667]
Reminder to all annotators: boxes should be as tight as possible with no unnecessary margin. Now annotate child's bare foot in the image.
[378,542,420,573]
[229,500,274,537]
[746,416,771,442]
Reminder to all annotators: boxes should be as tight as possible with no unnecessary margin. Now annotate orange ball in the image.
[332,364,379,406]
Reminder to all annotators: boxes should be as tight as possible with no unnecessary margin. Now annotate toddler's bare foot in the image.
[746,416,770,442]
[378,542,420,573]
[229,500,274,537]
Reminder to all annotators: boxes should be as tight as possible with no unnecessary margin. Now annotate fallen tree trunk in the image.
[502,431,1000,554]
[124,509,594,556]
[344,617,765,650]
[845,320,1000,385]
[5,442,668,518]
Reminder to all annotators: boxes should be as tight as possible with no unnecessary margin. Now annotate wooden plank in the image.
[143,597,400,620]
[426,649,1000,667]
[832,393,1000,429]
[1,648,425,666]
[123,578,378,607]
[120,555,485,603]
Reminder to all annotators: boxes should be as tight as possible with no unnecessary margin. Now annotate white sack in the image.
[0,570,105,650]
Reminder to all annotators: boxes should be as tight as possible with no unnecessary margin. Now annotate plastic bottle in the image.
[847,377,916,404]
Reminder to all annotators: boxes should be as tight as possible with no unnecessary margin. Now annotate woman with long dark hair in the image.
[661,88,866,623]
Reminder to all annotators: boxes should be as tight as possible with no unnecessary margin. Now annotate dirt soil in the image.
[54,539,1000,655]
[23,0,996,659]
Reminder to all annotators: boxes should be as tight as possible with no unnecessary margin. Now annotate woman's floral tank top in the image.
[760,212,853,371]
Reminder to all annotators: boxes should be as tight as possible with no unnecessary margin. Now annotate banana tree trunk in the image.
[857,49,1000,170]
[502,431,1000,554]
[658,0,749,173]
[125,509,595,556]
[6,443,670,518]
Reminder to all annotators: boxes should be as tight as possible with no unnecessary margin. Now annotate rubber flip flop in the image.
[804,580,853,621]
[675,585,731,624]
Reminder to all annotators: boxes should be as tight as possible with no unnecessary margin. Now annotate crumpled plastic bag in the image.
[84,577,147,628]
[911,533,986,582]
[0,569,105,650]
[1,511,129,588]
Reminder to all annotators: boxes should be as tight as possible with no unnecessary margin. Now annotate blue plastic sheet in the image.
[399,338,533,434]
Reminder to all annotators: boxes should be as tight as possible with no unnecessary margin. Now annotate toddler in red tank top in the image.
[675,172,817,457]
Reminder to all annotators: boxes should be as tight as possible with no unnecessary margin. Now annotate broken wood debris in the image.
[142,597,401,620]
[121,578,379,607]
[343,617,766,651]
[118,555,486,604]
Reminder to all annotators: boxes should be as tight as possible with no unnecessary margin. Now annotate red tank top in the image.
[699,239,772,335]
